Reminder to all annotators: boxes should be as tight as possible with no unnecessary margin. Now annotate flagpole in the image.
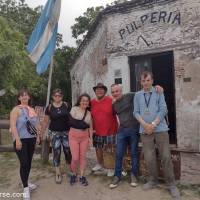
[46,56,54,107]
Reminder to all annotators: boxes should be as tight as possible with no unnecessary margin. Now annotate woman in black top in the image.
[41,89,71,184]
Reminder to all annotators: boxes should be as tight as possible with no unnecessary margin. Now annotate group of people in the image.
[10,71,180,200]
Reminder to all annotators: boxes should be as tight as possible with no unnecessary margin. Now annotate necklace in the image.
[56,107,61,114]
[53,102,62,114]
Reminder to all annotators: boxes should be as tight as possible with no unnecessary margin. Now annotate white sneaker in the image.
[92,164,103,171]
[28,183,37,192]
[23,187,30,200]
[107,169,115,177]
[130,175,138,187]
[122,170,128,177]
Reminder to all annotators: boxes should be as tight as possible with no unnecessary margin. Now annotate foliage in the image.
[71,6,104,45]
[52,46,76,104]
[0,0,42,42]
[0,0,123,116]
[0,16,47,116]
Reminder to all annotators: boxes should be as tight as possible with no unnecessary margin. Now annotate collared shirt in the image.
[113,93,139,129]
[133,87,169,134]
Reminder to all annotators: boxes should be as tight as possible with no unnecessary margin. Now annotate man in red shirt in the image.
[91,83,118,176]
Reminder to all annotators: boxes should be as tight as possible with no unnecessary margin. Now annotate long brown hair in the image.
[16,89,32,106]
[75,93,91,110]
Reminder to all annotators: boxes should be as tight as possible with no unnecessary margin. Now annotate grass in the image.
[178,183,200,197]
[0,152,17,189]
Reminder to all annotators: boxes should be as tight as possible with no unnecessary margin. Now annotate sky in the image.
[26,0,115,47]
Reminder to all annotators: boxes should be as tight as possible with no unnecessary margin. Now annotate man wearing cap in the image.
[91,83,118,177]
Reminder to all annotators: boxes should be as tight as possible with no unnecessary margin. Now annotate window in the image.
[114,69,122,84]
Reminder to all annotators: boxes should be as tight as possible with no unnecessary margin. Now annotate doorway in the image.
[129,51,177,144]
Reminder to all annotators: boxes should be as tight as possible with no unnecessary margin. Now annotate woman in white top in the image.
[69,93,93,186]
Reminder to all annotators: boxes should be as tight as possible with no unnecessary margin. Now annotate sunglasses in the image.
[54,94,62,97]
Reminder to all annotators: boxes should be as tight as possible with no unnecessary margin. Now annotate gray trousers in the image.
[141,132,175,185]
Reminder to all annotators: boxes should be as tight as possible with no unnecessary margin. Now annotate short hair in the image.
[111,83,118,88]
[140,71,154,80]
[52,88,63,96]
[111,83,122,89]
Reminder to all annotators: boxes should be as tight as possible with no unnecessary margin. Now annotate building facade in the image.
[70,0,200,151]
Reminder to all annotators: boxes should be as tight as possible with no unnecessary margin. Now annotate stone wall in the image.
[70,19,108,102]
[181,153,200,184]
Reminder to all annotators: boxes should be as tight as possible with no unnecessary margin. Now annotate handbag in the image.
[69,109,90,130]
[20,107,37,136]
[26,117,37,136]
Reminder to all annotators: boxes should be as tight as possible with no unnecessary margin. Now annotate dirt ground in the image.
[0,148,200,200]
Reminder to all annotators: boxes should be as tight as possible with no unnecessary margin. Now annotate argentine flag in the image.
[27,0,61,74]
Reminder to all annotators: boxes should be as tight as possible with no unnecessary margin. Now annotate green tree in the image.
[0,16,46,116]
[0,1,74,116]
[0,0,42,42]
[71,6,104,45]
[52,46,76,104]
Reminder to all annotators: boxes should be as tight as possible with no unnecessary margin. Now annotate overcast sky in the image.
[26,0,114,47]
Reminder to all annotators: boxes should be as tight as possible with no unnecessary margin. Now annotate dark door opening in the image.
[129,51,177,144]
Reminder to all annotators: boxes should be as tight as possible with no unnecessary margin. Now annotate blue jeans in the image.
[114,127,139,178]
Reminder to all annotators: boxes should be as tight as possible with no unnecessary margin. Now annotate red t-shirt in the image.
[91,96,118,136]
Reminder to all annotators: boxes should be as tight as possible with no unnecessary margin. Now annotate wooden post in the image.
[0,129,2,145]
[41,130,50,164]
[0,120,9,145]
[41,57,54,163]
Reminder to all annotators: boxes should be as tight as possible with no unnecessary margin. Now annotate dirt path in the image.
[0,150,199,200]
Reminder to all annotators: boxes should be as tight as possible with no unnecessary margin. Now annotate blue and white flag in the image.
[27,0,61,74]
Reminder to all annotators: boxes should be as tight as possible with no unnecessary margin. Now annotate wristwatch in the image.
[151,121,157,127]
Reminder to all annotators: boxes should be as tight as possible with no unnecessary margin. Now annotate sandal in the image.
[55,174,62,184]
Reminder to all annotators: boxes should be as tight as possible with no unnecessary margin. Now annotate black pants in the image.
[14,138,36,188]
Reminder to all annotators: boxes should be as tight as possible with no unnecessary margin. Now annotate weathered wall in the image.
[181,152,200,184]
[106,0,200,54]
[71,0,200,150]
[70,19,108,102]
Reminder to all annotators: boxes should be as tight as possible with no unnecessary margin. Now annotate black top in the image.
[113,93,139,129]
[45,102,71,132]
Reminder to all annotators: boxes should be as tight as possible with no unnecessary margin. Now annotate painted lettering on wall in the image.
[119,11,181,40]
[137,35,152,47]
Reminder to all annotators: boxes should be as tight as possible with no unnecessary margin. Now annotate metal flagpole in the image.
[42,56,54,163]
[46,56,54,107]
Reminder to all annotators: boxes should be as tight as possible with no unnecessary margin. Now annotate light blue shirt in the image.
[133,87,169,134]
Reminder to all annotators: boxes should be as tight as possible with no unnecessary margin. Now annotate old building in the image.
[70,0,200,152]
